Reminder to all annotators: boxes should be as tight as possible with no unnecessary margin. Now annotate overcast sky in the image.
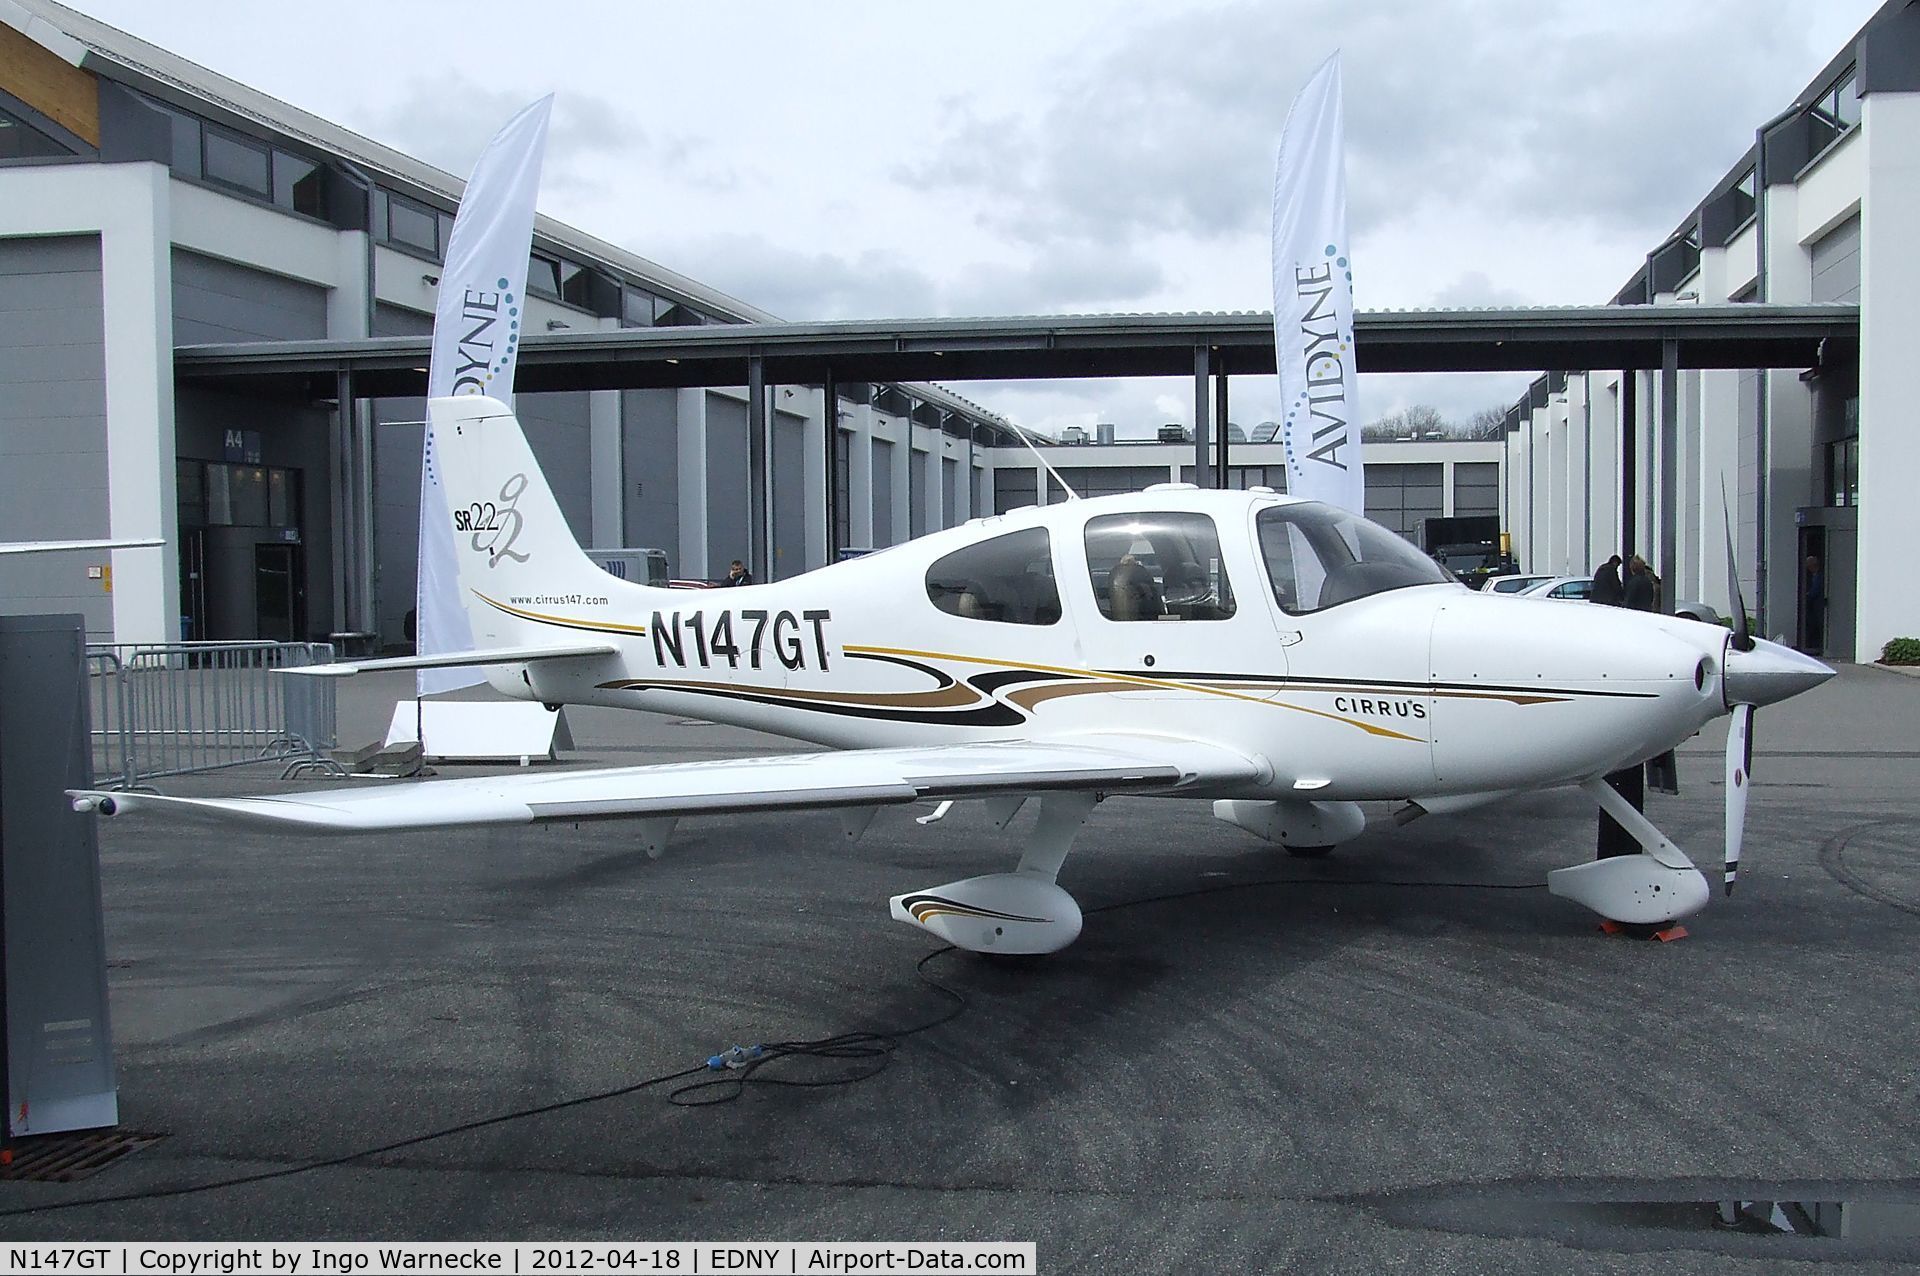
[68,0,1882,437]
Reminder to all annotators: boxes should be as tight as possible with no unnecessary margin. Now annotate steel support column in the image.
[823,366,840,562]
[1193,345,1212,488]
[1658,338,1679,609]
[748,354,768,581]
[1214,356,1230,488]
[1620,371,1637,556]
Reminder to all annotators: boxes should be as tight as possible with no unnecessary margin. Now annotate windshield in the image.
[1256,502,1456,614]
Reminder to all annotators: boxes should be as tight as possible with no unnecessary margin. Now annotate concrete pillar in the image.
[1535,406,1549,569]
[1590,375,1620,567]
[848,403,875,549]
[97,166,178,646]
[1510,424,1532,569]
[1543,402,1559,571]
[803,386,827,570]
[891,422,911,545]
[1856,90,1920,660]
[1759,181,1815,638]
[589,389,622,549]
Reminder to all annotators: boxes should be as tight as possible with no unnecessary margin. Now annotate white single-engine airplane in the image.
[70,396,1833,954]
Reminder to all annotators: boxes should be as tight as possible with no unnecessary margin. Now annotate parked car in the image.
[1516,575,1724,624]
[1486,573,1558,595]
[1516,575,1596,602]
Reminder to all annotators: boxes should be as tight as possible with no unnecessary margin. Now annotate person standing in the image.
[723,559,752,586]
[1804,553,1826,653]
[1591,554,1624,606]
[1622,554,1656,612]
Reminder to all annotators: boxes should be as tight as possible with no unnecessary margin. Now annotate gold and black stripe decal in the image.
[900,893,1049,926]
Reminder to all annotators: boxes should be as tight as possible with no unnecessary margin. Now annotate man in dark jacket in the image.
[1622,555,1656,612]
[1591,554,1624,606]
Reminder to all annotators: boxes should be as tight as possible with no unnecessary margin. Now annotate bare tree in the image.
[1467,406,1508,440]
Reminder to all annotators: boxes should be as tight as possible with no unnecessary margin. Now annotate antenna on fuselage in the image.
[1011,422,1079,501]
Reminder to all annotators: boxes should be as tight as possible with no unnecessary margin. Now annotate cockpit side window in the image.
[1083,512,1237,622]
[925,527,1061,625]
[1256,502,1454,614]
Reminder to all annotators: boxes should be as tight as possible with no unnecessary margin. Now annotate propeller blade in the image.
[1724,702,1754,895]
[1720,477,1754,652]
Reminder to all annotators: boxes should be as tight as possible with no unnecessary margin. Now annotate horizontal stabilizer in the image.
[281,643,620,677]
[68,734,1263,835]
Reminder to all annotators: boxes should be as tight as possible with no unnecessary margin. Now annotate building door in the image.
[1796,526,1826,656]
[254,543,304,642]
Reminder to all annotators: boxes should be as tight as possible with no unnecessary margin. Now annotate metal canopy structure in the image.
[176,301,1861,598]
[176,304,1860,401]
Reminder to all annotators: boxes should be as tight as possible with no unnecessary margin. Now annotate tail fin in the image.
[427,394,649,647]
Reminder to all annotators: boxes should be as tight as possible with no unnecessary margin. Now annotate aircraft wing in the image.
[68,734,1263,834]
[0,538,164,555]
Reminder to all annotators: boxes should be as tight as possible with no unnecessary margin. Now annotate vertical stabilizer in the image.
[426,394,649,647]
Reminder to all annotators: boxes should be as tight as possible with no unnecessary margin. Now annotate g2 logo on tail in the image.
[454,473,529,567]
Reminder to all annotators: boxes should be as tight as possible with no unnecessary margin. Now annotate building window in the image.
[1808,68,1861,157]
[272,151,324,217]
[558,259,595,309]
[202,126,271,197]
[0,103,72,159]
[1825,436,1859,508]
[527,252,562,299]
[924,527,1060,625]
[200,463,301,529]
[384,191,442,256]
[655,302,706,326]
[623,286,660,327]
[1812,69,1861,132]
[1084,511,1237,622]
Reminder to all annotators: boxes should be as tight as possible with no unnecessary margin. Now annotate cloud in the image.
[1428,270,1538,310]
[359,73,734,194]
[649,234,1169,322]
[897,0,1839,274]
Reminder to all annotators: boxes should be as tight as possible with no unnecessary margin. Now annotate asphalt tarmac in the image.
[3,665,1918,1272]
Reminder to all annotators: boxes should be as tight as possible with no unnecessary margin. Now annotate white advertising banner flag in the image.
[1272,51,1362,514]
[417,95,554,695]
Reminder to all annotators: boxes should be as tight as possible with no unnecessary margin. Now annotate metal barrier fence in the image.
[85,641,338,790]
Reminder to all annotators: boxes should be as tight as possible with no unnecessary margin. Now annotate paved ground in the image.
[3,665,1918,1271]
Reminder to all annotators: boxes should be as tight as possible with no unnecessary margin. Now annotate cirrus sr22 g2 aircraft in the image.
[72,396,1833,954]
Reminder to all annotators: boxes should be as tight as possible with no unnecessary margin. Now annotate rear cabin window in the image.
[925,527,1061,625]
[1083,512,1237,622]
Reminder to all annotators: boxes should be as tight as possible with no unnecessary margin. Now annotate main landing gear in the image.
[888,792,1096,955]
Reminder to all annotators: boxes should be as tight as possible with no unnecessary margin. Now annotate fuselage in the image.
[470,487,1736,806]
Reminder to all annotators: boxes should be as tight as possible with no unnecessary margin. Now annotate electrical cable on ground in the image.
[0,869,1544,1217]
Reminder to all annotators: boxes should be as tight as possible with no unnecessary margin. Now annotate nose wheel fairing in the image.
[1548,776,1712,926]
